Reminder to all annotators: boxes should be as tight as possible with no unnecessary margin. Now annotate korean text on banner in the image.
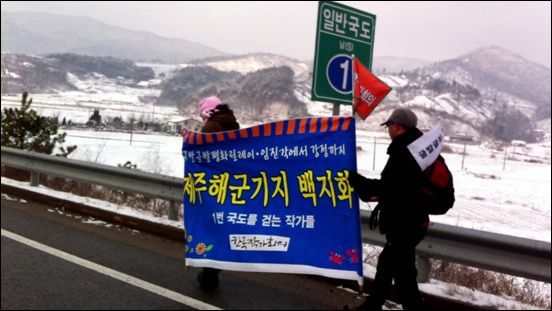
[182,117,363,283]
[353,58,392,120]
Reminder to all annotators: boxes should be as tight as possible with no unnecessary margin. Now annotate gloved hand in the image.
[348,171,375,202]
[347,171,365,189]
[369,206,380,231]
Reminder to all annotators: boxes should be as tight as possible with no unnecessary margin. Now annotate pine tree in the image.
[89,109,102,125]
[1,92,77,157]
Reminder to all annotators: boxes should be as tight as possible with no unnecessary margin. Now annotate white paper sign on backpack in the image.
[407,122,444,171]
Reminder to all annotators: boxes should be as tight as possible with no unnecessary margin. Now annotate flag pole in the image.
[351,54,364,293]
[351,54,355,117]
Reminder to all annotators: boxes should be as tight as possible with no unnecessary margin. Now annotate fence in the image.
[1,146,550,284]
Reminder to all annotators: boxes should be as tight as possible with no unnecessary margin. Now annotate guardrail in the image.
[1,146,550,284]
[0,146,183,220]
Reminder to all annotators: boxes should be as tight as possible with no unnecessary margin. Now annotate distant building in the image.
[448,135,479,144]
[531,129,545,141]
[148,79,162,86]
[136,81,149,88]
[136,79,162,88]
[168,116,202,133]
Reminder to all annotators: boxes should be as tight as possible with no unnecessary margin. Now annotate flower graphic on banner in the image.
[196,243,207,255]
[195,242,214,256]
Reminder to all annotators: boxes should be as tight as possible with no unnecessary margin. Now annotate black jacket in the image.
[353,128,429,235]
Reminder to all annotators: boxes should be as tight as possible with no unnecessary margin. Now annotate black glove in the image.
[369,206,380,231]
[348,171,364,189]
[348,171,375,202]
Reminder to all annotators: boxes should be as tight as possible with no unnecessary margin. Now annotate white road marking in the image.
[1,229,221,310]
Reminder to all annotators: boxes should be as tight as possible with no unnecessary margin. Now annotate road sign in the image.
[311,1,376,105]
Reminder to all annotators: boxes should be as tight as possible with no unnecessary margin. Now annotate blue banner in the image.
[182,117,362,283]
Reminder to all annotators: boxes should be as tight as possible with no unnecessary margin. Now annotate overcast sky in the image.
[2,1,551,67]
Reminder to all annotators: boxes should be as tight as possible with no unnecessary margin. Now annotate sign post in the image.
[311,1,376,110]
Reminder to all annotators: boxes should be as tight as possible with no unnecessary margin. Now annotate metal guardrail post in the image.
[417,255,431,283]
[30,171,40,187]
[168,201,178,221]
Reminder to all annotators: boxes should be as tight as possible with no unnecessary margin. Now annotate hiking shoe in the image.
[197,271,219,289]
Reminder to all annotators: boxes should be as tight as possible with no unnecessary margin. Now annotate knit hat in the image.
[199,96,222,123]
[380,108,418,128]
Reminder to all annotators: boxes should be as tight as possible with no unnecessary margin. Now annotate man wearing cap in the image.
[346,108,428,310]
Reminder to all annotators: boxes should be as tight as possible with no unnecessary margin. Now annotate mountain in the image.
[1,11,226,63]
[383,46,551,140]
[151,47,550,141]
[1,53,156,94]
[424,46,551,120]
[159,63,307,124]
[1,45,550,143]
[189,53,311,78]
[372,56,430,73]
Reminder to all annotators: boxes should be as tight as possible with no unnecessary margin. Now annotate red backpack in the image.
[421,155,455,215]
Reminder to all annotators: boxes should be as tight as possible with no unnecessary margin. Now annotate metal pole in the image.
[417,255,431,283]
[503,146,507,170]
[130,114,134,145]
[373,137,376,171]
[168,201,178,221]
[30,172,40,187]
[332,103,340,116]
[461,133,467,170]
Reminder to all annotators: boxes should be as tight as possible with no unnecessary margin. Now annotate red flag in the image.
[353,58,392,120]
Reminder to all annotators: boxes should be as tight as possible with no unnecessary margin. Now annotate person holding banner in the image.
[346,108,428,310]
[195,96,240,289]
[199,96,240,133]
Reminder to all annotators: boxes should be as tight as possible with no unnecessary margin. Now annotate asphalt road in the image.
[1,194,363,310]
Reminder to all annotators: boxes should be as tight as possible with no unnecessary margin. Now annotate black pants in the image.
[203,267,221,276]
[369,227,427,310]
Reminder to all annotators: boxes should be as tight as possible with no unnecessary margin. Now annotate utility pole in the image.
[503,146,507,170]
[461,132,467,170]
[332,103,340,116]
[130,114,134,145]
